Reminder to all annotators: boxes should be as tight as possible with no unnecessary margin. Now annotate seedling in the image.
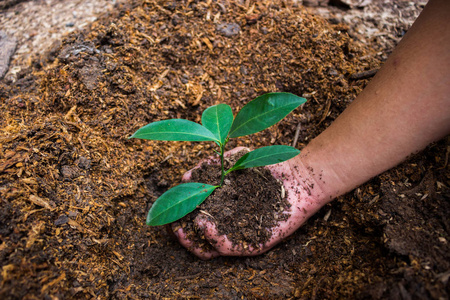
[130,92,306,226]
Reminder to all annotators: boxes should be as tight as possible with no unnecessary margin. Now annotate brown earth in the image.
[0,0,448,299]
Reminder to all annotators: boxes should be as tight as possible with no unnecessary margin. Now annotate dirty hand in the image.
[171,147,326,260]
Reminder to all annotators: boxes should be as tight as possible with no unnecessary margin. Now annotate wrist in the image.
[286,154,333,205]
[288,136,351,203]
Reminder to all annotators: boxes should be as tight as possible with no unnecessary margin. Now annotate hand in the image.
[171,147,327,260]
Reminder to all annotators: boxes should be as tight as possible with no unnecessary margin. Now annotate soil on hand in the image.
[1,0,448,299]
[181,151,290,250]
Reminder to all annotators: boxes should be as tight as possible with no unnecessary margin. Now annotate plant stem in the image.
[219,143,226,187]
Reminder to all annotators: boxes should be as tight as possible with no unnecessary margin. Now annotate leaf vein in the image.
[230,104,296,136]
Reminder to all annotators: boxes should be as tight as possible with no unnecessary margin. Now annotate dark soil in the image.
[181,151,291,249]
[0,0,448,299]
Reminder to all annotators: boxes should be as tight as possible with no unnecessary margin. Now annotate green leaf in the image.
[129,119,218,142]
[229,92,306,138]
[201,104,234,145]
[147,183,217,226]
[228,145,300,172]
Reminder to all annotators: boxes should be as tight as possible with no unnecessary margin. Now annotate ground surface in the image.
[0,0,121,80]
[1,0,449,299]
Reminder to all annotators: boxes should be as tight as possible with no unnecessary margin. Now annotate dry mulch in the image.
[0,0,448,299]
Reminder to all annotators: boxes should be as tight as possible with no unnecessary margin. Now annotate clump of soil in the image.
[181,151,290,249]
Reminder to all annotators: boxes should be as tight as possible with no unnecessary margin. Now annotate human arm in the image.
[174,0,450,259]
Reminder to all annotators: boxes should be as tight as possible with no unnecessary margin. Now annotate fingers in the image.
[223,146,250,157]
[181,169,194,182]
[182,147,250,182]
[171,191,309,259]
[181,157,217,182]
[171,223,220,260]
[194,215,269,256]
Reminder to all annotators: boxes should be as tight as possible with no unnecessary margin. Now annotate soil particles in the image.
[180,151,291,251]
[0,0,448,299]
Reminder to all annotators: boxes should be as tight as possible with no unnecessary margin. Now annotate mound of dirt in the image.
[0,0,448,299]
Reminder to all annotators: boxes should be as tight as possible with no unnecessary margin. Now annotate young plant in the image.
[129,92,306,226]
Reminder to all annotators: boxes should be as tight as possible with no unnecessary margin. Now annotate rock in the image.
[58,43,100,63]
[60,165,81,180]
[77,156,92,170]
[303,0,330,7]
[79,62,102,91]
[55,215,69,226]
[0,31,17,79]
[68,211,78,218]
[328,68,339,76]
[216,23,241,37]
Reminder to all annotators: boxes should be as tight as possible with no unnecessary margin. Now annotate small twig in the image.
[438,145,449,170]
[349,69,379,80]
[323,209,332,221]
[280,185,285,199]
[160,153,173,163]
[254,168,268,180]
[292,122,301,147]
[318,100,331,125]
[199,210,215,220]
[174,272,202,281]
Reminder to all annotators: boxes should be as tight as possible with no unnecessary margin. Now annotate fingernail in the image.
[195,215,208,230]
